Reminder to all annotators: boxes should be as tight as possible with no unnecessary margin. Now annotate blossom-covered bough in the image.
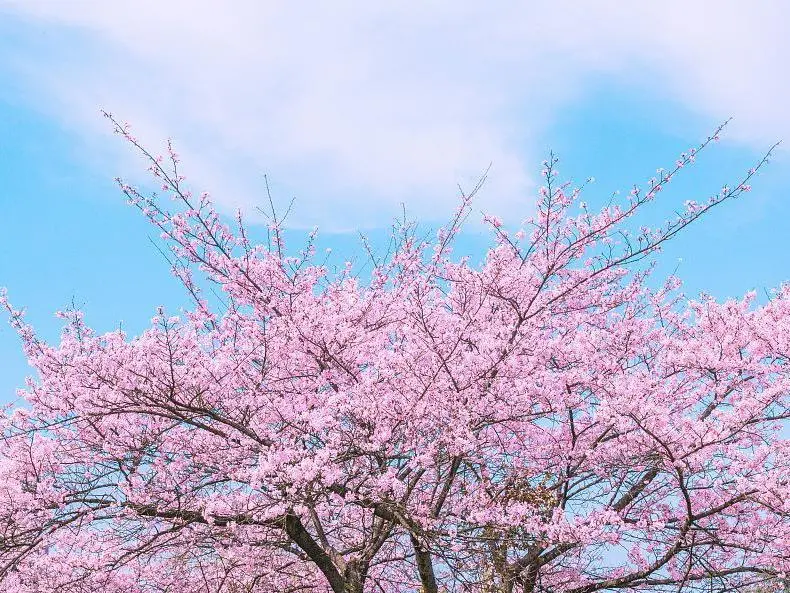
[1,115,788,592]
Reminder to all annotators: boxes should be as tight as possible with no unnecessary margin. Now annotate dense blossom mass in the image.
[1,117,788,593]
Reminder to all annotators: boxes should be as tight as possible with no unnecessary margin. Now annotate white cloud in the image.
[0,0,787,229]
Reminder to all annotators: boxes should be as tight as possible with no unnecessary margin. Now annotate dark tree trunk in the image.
[343,559,366,593]
[410,533,439,593]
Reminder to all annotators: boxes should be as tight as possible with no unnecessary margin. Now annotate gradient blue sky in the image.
[1,2,789,399]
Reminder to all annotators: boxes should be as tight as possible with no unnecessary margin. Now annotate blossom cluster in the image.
[0,117,786,593]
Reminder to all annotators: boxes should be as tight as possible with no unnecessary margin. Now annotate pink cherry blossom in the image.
[0,116,787,592]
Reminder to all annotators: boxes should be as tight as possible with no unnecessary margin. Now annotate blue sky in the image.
[1,2,789,399]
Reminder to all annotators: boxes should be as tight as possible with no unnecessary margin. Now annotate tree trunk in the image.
[410,533,439,593]
[343,560,365,593]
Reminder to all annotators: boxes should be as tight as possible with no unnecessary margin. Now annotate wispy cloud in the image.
[0,1,787,229]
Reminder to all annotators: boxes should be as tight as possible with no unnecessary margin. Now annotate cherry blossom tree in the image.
[1,115,788,593]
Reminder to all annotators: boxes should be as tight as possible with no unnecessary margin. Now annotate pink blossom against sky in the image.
[1,1,789,399]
